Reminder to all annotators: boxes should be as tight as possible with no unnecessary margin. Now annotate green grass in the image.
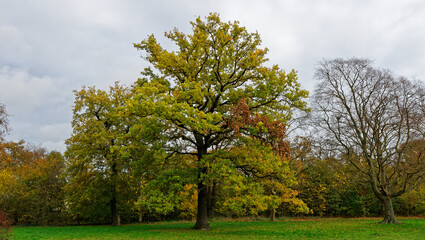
[10,217,425,240]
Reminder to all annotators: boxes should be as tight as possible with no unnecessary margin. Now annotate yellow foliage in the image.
[177,184,197,220]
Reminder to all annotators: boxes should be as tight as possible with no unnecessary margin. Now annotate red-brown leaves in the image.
[229,99,290,157]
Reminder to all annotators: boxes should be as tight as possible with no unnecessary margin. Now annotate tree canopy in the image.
[131,12,309,229]
[65,83,140,225]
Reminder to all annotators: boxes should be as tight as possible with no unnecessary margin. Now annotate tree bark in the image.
[193,144,210,230]
[193,181,210,230]
[207,183,217,218]
[379,196,400,224]
[270,208,276,222]
[111,160,120,226]
[111,188,120,226]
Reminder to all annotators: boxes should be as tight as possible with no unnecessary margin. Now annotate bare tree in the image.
[312,58,425,223]
[0,103,9,140]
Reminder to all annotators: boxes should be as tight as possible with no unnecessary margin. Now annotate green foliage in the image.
[65,83,151,224]
[136,155,198,220]
[212,140,309,217]
[132,13,308,133]
[136,138,311,220]
[296,157,366,217]
[393,185,425,216]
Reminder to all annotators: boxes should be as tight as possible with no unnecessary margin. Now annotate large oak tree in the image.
[132,13,308,229]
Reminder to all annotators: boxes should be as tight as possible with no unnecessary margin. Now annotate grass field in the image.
[10,217,425,240]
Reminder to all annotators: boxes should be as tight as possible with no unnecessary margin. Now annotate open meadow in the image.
[11,218,425,240]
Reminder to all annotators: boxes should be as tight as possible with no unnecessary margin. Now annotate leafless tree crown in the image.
[312,58,425,197]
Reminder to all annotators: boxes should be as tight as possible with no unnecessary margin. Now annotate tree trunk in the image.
[193,139,210,230]
[111,160,120,226]
[379,196,400,224]
[270,208,276,222]
[207,183,217,218]
[193,181,210,230]
[111,192,120,226]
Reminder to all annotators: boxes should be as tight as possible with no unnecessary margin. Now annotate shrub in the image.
[0,210,12,240]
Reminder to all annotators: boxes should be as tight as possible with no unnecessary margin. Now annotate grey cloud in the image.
[0,66,72,151]
[0,66,69,114]
[0,25,32,64]
[1,0,425,152]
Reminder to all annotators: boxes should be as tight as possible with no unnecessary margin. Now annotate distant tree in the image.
[65,83,141,226]
[312,58,425,223]
[0,105,67,225]
[295,155,366,217]
[132,13,308,229]
[0,141,66,225]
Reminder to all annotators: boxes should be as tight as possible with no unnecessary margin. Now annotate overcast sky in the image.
[1,0,425,152]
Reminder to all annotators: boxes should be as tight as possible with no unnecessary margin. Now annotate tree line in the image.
[1,13,425,229]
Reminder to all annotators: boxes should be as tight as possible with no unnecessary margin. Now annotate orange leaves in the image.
[229,99,251,132]
[0,141,61,189]
[0,140,66,224]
